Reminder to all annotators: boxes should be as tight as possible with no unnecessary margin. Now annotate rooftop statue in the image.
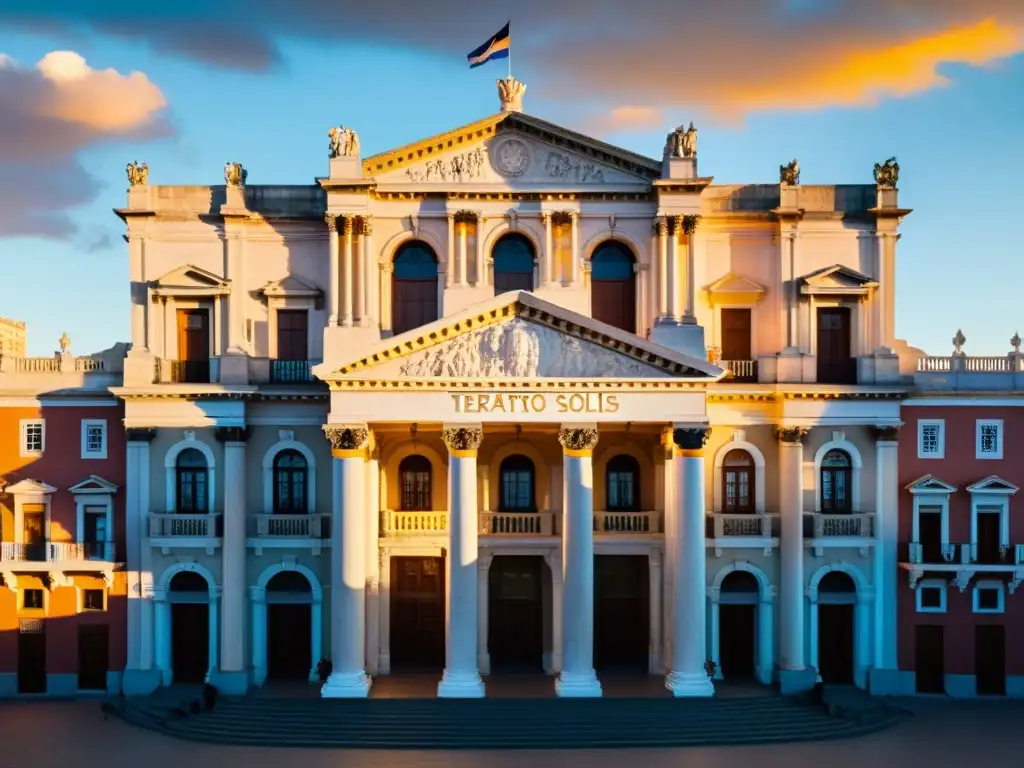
[126,161,148,187]
[665,122,697,159]
[224,162,247,187]
[497,76,526,113]
[328,126,360,158]
[873,156,899,188]
[780,159,800,186]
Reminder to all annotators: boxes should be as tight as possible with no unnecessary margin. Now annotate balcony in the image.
[381,510,448,536]
[721,360,758,383]
[249,513,329,554]
[148,512,222,554]
[706,513,779,556]
[480,511,555,536]
[0,541,116,565]
[901,542,1024,591]
[804,512,875,556]
[270,359,316,384]
[594,511,661,535]
[154,358,211,384]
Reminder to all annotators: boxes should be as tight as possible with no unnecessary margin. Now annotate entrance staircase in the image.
[112,685,907,749]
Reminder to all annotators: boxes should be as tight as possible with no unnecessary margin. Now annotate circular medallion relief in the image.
[492,138,531,177]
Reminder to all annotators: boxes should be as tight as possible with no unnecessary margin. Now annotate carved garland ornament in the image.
[558,427,599,453]
[673,427,711,451]
[442,427,484,454]
[322,425,369,452]
[774,426,810,444]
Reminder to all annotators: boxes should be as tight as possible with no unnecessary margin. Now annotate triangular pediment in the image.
[800,264,877,295]
[152,265,230,297]
[3,478,57,496]
[320,291,724,382]
[704,273,766,304]
[261,275,322,299]
[967,475,1019,494]
[365,112,659,190]
[68,475,119,494]
[905,474,957,494]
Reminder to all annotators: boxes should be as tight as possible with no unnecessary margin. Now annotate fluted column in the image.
[665,216,679,320]
[570,212,580,285]
[322,424,371,697]
[655,217,669,318]
[216,426,248,693]
[543,212,554,285]
[474,213,486,287]
[326,215,339,325]
[341,217,354,327]
[359,216,373,327]
[438,425,486,697]
[457,217,469,285]
[681,215,701,324]
[556,426,602,697]
[871,425,900,689]
[446,213,455,288]
[666,426,714,697]
[776,426,813,693]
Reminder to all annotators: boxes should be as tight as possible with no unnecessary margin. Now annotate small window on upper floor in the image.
[916,583,946,613]
[976,419,1003,460]
[917,420,945,460]
[82,589,105,612]
[81,419,108,460]
[20,419,44,458]
[973,583,1004,614]
[22,589,44,611]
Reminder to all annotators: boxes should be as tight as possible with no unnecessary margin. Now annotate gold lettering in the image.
[463,394,478,413]
[478,394,491,412]
[492,394,506,412]
[568,393,586,412]
[555,394,569,412]
[605,394,619,413]
[531,394,546,412]
[451,394,463,412]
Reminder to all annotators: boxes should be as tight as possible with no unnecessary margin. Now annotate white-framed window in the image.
[976,419,1004,460]
[917,419,945,459]
[20,588,45,612]
[81,419,108,460]
[19,419,45,457]
[80,588,107,612]
[972,581,1005,614]
[916,580,947,613]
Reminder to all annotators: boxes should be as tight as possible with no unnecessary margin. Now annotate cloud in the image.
[7,1,1024,122]
[0,51,170,238]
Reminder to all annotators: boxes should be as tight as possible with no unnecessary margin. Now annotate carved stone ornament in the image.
[952,328,966,357]
[328,125,360,158]
[224,162,247,187]
[359,216,373,236]
[126,160,148,187]
[340,216,354,236]
[871,425,902,442]
[873,156,899,188]
[497,76,527,113]
[545,152,604,183]
[780,159,800,186]
[654,217,669,237]
[407,146,486,183]
[681,214,701,236]
[125,428,157,443]
[58,332,71,355]
[324,214,337,232]
[453,210,478,225]
[774,426,810,444]
[665,122,697,159]
[442,427,484,453]
[672,427,711,451]
[323,425,369,452]
[558,427,599,453]
[492,137,531,177]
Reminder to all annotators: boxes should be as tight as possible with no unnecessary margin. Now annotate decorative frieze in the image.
[672,427,710,451]
[442,426,484,455]
[323,424,369,453]
[406,146,486,183]
[871,425,902,442]
[558,427,599,454]
[125,428,156,443]
[545,152,604,183]
[215,426,250,443]
[774,426,810,445]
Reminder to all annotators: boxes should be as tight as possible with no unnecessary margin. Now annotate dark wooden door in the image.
[719,604,756,679]
[720,308,752,361]
[171,603,209,683]
[488,556,543,671]
[915,624,945,694]
[276,310,308,360]
[919,513,943,564]
[594,555,648,671]
[392,279,438,336]
[976,624,1006,695]
[390,557,445,670]
[176,309,210,383]
[816,307,854,384]
[268,603,312,679]
[77,625,109,691]
[17,623,46,693]
[591,277,636,334]
[818,604,855,684]
[976,513,1002,563]
[22,505,45,561]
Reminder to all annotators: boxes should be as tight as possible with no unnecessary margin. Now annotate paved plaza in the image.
[0,698,1020,768]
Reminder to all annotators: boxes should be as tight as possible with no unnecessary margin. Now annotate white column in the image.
[218,429,248,693]
[327,215,339,325]
[365,449,381,675]
[543,213,554,284]
[656,218,668,318]
[154,591,171,685]
[777,427,812,691]
[310,596,324,682]
[446,214,455,288]
[322,425,371,697]
[665,217,679,320]
[682,216,698,323]
[708,591,722,679]
[208,593,220,679]
[546,549,563,675]
[361,217,375,328]
[665,427,714,697]
[474,214,486,287]
[128,235,149,350]
[124,431,154,689]
[378,547,392,674]
[570,212,580,285]
[457,218,469,285]
[225,234,246,353]
[855,595,873,688]
[556,426,601,697]
[250,587,267,686]
[874,232,897,351]
[212,296,223,356]
[757,593,775,685]
[477,552,493,675]
[341,217,354,327]
[635,263,648,334]
[873,427,900,676]
[438,425,485,697]
[353,218,366,326]
[784,232,799,350]
[380,264,394,333]
[648,549,663,674]
[659,432,675,665]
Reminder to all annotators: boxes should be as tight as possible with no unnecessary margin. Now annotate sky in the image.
[1,1,1022,357]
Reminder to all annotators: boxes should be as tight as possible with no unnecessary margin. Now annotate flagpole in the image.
[507,19,512,79]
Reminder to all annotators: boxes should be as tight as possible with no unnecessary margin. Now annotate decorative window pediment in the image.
[966,475,1019,495]
[260,275,323,300]
[704,273,766,305]
[799,264,877,297]
[151,265,230,298]
[3,478,57,496]
[905,474,957,495]
[68,475,119,495]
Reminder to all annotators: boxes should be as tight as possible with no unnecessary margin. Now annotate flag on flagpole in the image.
[467,22,510,69]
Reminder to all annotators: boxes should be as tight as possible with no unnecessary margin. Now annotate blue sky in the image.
[1,4,1022,357]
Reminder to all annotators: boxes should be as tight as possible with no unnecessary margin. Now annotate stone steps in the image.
[114,694,907,749]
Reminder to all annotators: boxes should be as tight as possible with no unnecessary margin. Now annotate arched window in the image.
[392,241,439,335]
[722,450,754,514]
[499,455,536,512]
[273,450,307,514]
[821,449,852,513]
[492,233,535,294]
[606,454,640,511]
[590,241,636,333]
[176,448,208,514]
[399,455,432,511]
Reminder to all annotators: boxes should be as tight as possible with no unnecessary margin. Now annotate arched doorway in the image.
[265,570,313,681]
[718,570,758,680]
[488,555,544,672]
[492,233,535,294]
[820,449,852,513]
[817,571,856,684]
[590,241,636,333]
[392,241,439,335]
[398,455,432,511]
[594,555,649,671]
[722,450,755,514]
[169,571,211,683]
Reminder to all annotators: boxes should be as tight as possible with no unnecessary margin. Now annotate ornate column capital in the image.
[871,424,902,443]
[681,214,702,236]
[672,426,710,455]
[324,213,337,232]
[215,426,250,444]
[340,216,354,236]
[125,428,157,443]
[359,215,373,236]
[551,210,574,227]
[323,424,370,458]
[774,426,810,445]
[453,210,477,225]
[558,426,599,457]
[653,216,669,237]
[442,425,484,457]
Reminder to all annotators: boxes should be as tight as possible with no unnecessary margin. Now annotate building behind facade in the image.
[0,318,26,358]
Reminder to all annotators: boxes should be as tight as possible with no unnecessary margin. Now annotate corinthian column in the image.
[439,425,486,697]
[322,424,371,697]
[655,217,668,318]
[666,216,679,320]
[681,215,701,324]
[326,215,339,325]
[556,426,602,697]
[341,216,354,327]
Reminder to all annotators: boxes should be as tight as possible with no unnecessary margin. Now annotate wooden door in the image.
[176,309,210,383]
[919,512,943,564]
[591,277,636,334]
[17,623,46,694]
[488,556,544,671]
[392,278,438,336]
[818,604,855,684]
[719,603,756,679]
[171,603,209,683]
[915,625,945,694]
[976,625,1006,695]
[276,310,308,360]
[390,557,445,670]
[77,625,109,691]
[720,308,752,361]
[267,603,312,680]
[22,504,45,561]
[976,513,1002,563]
[594,555,649,671]
[816,307,854,383]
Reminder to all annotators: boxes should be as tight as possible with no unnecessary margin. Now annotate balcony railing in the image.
[905,542,1024,568]
[722,360,758,382]
[253,513,328,538]
[382,510,448,535]
[0,541,116,563]
[155,359,211,384]
[594,511,660,534]
[270,359,315,384]
[708,513,774,538]
[480,511,555,536]
[807,512,875,538]
[149,512,221,537]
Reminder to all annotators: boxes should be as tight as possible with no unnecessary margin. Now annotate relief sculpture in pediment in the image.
[406,146,486,182]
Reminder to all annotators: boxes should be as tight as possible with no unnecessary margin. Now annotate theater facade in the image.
[107,77,918,698]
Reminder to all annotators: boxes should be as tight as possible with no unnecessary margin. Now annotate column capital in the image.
[774,426,810,445]
[551,210,574,227]
[324,213,337,232]
[323,424,370,458]
[870,424,902,443]
[359,215,373,236]
[125,427,157,443]
[453,210,477,224]
[215,426,250,444]
[340,215,354,236]
[558,426,599,457]
[653,216,669,236]
[681,214,702,236]
[672,426,710,455]
[442,425,484,457]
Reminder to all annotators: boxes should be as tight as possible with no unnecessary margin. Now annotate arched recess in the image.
[589,240,638,334]
[807,561,874,689]
[251,561,324,685]
[583,231,646,265]
[158,560,219,595]
[707,561,775,685]
[492,232,537,294]
[712,435,767,513]
[261,439,317,514]
[381,440,447,512]
[483,221,543,290]
[164,437,216,514]
[389,240,442,336]
[813,435,863,513]
[486,440,550,513]
[155,561,219,686]
[593,440,655,511]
